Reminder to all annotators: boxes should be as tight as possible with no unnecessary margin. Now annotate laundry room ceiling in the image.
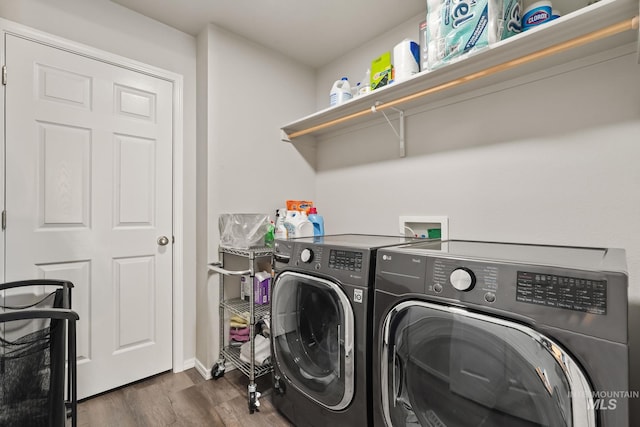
[110,0,425,68]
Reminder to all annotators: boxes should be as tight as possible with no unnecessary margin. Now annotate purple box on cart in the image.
[254,271,271,305]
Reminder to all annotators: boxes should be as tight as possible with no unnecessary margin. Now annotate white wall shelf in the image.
[281,0,639,142]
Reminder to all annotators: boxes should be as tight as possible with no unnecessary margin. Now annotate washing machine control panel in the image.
[294,247,364,271]
[328,249,363,272]
[294,246,324,271]
[300,248,314,263]
[290,243,372,286]
[297,247,365,273]
[430,258,499,303]
[449,267,476,291]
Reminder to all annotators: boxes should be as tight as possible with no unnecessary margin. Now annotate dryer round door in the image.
[380,301,596,427]
[271,271,355,410]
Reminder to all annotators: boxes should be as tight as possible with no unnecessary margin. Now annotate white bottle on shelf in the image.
[274,209,288,239]
[283,210,298,238]
[294,211,314,238]
[358,69,371,96]
[330,77,352,106]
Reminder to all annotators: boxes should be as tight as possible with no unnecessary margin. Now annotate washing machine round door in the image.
[380,301,596,427]
[271,271,355,410]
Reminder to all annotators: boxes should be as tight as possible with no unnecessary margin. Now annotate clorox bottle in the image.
[330,77,352,106]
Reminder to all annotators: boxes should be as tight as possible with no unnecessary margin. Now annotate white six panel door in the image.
[4,34,173,399]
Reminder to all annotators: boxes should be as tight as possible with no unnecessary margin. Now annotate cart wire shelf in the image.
[222,298,271,320]
[219,246,273,258]
[221,345,272,379]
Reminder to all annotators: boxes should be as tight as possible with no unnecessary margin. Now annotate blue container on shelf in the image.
[308,207,324,236]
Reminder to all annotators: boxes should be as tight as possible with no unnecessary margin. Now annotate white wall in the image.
[316,47,640,298]
[201,24,316,370]
[0,0,198,367]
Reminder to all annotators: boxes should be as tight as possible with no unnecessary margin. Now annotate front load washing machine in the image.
[270,234,417,427]
[373,240,629,427]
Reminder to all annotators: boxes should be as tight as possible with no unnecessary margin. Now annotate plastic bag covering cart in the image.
[208,246,273,414]
[218,214,271,250]
[0,279,79,427]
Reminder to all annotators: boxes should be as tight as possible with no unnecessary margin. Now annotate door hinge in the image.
[2,210,6,230]
[2,65,6,86]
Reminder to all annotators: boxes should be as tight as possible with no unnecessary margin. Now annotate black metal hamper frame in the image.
[0,279,78,427]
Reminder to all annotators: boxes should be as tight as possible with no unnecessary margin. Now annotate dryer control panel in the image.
[376,240,627,344]
[516,271,607,315]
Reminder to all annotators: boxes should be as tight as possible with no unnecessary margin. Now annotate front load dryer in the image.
[271,234,417,427]
[373,240,629,427]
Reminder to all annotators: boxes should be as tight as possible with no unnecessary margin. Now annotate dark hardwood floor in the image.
[77,368,293,427]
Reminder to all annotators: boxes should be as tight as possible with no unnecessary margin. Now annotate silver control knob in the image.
[300,248,314,263]
[450,267,475,291]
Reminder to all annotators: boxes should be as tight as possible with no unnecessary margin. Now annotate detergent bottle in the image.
[308,207,325,236]
[283,210,298,238]
[294,211,314,238]
[329,77,352,106]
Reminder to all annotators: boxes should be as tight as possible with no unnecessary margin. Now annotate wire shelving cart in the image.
[208,246,273,413]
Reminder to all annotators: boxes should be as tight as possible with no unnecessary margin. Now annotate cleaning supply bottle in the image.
[308,207,325,236]
[274,209,288,239]
[294,210,314,238]
[264,220,275,247]
[284,210,298,238]
[352,82,361,98]
[358,69,371,96]
[329,77,352,106]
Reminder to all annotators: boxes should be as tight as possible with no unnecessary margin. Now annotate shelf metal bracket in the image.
[372,103,405,157]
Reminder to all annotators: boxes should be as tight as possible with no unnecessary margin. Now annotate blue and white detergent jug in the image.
[330,77,352,106]
[308,207,325,236]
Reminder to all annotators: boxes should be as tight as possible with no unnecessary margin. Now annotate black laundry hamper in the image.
[0,280,78,427]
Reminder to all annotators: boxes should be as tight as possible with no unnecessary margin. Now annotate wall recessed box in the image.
[399,216,449,239]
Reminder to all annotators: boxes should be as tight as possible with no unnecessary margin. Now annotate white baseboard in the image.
[194,358,212,380]
[183,357,196,371]
[194,357,239,380]
[172,357,195,373]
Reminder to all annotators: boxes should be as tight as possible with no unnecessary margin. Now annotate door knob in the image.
[157,236,170,246]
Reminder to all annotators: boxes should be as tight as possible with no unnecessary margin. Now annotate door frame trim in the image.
[0,18,186,373]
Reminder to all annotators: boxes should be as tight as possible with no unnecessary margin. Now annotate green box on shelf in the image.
[371,52,393,90]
